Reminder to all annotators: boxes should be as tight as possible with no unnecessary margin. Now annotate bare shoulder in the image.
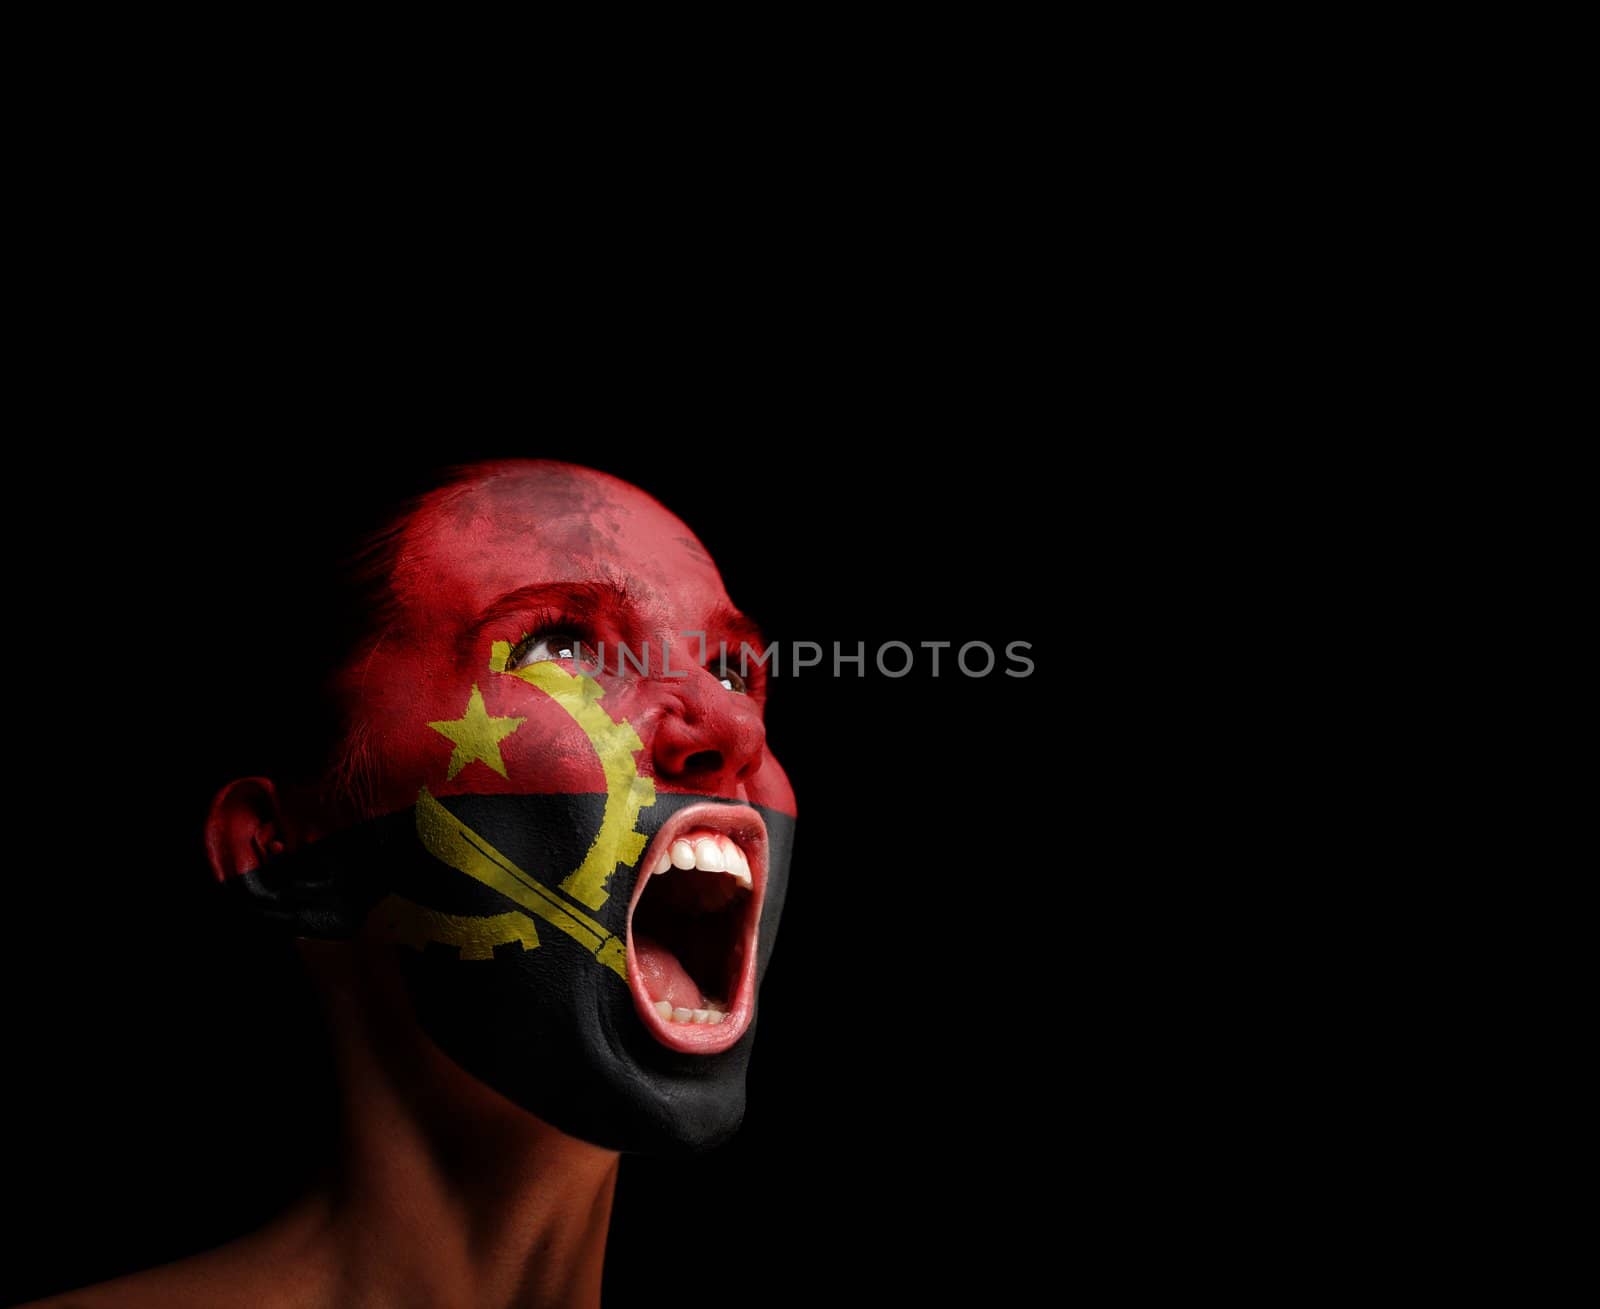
[21,1255,299,1309]
[19,1209,336,1309]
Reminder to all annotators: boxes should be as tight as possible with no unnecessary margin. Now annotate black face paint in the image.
[227,793,794,1155]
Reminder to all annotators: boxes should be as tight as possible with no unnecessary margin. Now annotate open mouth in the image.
[626,802,768,1054]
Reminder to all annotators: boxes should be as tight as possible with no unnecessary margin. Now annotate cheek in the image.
[355,658,615,817]
[747,748,797,817]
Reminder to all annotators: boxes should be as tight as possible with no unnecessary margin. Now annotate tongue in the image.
[633,933,705,1009]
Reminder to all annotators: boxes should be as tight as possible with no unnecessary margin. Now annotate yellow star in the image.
[428,684,526,781]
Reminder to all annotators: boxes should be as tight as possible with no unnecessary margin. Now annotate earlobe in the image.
[205,777,290,883]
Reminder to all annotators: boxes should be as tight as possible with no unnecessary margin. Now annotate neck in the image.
[299,940,619,1309]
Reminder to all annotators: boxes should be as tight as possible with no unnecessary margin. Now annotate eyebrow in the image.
[704,602,766,654]
[474,580,632,632]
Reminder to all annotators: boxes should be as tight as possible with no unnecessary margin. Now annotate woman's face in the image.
[332,461,796,1152]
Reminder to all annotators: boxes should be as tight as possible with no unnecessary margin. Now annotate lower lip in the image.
[625,804,767,1054]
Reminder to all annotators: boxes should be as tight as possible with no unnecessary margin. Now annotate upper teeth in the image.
[653,830,752,888]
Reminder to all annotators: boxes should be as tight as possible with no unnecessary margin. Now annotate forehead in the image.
[393,464,727,621]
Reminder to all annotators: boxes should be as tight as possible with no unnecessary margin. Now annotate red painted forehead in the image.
[391,462,727,630]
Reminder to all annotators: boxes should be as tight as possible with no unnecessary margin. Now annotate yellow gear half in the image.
[490,640,657,910]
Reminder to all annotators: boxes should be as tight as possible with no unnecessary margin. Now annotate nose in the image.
[650,668,766,793]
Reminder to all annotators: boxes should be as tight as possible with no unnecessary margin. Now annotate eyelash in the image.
[503,608,766,699]
[505,608,598,665]
[709,642,764,696]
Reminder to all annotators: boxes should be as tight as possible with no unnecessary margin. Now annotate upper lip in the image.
[624,802,768,1054]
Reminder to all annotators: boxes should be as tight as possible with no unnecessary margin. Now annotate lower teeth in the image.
[654,998,726,1025]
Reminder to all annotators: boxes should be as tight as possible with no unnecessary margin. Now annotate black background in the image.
[3,429,1074,1305]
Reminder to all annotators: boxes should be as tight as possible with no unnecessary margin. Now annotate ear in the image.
[204,778,381,938]
[205,777,292,883]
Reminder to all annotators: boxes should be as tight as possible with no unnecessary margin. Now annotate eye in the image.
[712,658,748,694]
[508,631,599,671]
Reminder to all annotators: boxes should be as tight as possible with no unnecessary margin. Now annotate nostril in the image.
[684,750,723,774]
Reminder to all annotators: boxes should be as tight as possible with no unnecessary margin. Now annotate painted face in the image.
[273,462,796,1152]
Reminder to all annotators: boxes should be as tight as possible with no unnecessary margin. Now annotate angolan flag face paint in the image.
[220,462,797,1154]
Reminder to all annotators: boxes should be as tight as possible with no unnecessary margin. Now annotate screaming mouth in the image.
[626,803,768,1054]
